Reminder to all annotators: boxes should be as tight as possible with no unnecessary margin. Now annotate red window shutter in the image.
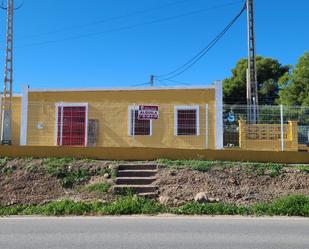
[177,110,197,135]
[57,106,86,146]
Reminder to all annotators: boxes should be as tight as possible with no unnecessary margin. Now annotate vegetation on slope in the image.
[0,195,308,217]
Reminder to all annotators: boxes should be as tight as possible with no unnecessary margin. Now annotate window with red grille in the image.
[130,110,151,136]
[57,106,86,146]
[177,109,197,135]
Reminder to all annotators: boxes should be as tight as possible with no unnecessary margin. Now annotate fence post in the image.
[215,80,223,149]
[133,103,136,146]
[280,104,284,152]
[20,85,29,146]
[205,104,209,149]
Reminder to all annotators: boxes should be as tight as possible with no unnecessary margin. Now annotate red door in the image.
[57,106,86,146]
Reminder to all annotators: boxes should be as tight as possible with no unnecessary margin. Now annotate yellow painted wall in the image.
[27,88,217,149]
[1,146,309,164]
[239,120,299,151]
[0,96,21,145]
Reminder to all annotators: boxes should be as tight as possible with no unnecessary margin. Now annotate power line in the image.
[131,82,152,87]
[17,0,193,40]
[155,2,246,81]
[157,78,194,86]
[16,0,243,48]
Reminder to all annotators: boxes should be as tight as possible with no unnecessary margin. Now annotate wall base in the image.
[1,146,309,164]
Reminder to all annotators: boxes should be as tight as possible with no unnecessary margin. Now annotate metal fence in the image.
[223,105,309,151]
[8,101,309,152]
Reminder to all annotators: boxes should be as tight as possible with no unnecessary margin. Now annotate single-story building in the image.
[6,81,223,150]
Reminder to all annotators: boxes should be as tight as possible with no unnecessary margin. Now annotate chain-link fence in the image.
[8,101,309,152]
[224,105,309,151]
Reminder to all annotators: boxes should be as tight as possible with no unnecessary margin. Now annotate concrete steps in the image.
[113,185,158,194]
[115,177,156,185]
[118,164,157,171]
[117,170,157,178]
[114,164,158,198]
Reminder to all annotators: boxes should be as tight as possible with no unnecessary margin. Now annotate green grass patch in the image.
[0,157,14,176]
[172,202,250,215]
[245,162,284,177]
[174,195,309,217]
[295,165,309,173]
[157,159,286,176]
[0,196,166,216]
[157,159,224,172]
[43,158,91,188]
[0,157,9,167]
[39,158,119,188]
[85,182,111,193]
[0,195,308,217]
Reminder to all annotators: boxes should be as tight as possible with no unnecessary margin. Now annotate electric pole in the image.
[246,0,259,124]
[150,75,155,87]
[1,0,14,145]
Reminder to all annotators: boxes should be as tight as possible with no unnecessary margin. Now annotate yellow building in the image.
[0,95,22,146]
[16,82,223,150]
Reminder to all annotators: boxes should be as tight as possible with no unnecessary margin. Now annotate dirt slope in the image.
[0,158,308,207]
[155,166,309,206]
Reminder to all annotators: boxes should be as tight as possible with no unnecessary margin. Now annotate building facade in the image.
[13,81,223,149]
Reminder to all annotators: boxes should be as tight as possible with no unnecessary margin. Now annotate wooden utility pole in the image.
[246,0,259,124]
[1,0,14,144]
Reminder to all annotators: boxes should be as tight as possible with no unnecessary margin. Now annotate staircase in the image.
[113,164,158,198]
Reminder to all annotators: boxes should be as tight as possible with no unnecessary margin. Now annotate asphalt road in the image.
[0,216,308,249]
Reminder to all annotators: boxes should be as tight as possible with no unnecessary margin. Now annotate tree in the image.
[279,52,309,106]
[223,56,290,105]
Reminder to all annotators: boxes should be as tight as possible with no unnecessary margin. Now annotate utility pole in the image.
[246,0,259,124]
[1,0,14,145]
[150,75,155,87]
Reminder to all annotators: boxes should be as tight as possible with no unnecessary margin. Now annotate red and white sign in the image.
[138,105,159,120]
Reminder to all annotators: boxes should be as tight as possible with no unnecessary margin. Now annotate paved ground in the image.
[0,216,308,249]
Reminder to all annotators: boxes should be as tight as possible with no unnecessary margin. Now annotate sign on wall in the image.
[138,105,159,120]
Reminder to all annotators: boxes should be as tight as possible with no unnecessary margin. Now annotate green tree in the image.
[223,56,290,105]
[279,52,309,106]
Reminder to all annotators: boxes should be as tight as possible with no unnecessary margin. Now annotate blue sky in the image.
[0,0,308,92]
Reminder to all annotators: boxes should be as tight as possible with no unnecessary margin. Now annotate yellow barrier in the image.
[239,120,299,151]
[0,146,309,164]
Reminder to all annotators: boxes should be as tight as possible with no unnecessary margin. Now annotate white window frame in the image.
[55,102,89,146]
[174,105,200,136]
[128,106,153,136]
